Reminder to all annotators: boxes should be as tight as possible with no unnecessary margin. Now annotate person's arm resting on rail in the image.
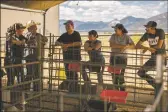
[136,34,156,53]
[84,42,92,51]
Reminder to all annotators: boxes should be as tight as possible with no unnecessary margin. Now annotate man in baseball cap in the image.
[144,21,157,28]
[55,20,82,92]
[5,23,27,110]
[5,22,27,86]
[136,21,166,95]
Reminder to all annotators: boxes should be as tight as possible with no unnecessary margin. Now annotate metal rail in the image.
[1,33,168,111]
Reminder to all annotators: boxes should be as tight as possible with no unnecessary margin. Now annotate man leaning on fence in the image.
[24,20,48,91]
[136,21,166,94]
[55,20,82,92]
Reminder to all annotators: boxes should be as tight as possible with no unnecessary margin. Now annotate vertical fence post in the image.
[37,26,42,110]
[0,26,2,111]
[48,33,52,91]
[134,48,138,104]
[167,63,168,111]
[140,50,143,66]
[50,34,55,91]
[59,93,64,112]
[104,98,107,112]
[156,54,163,111]
[79,61,82,111]
[57,48,61,111]
[21,92,26,111]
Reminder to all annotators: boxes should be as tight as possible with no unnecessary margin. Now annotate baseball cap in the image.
[26,20,41,28]
[15,23,26,30]
[144,21,157,28]
[63,20,74,26]
[112,23,128,33]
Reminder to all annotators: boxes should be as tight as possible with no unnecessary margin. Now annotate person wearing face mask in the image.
[136,21,166,91]
[24,20,48,91]
[109,24,135,91]
[82,30,105,94]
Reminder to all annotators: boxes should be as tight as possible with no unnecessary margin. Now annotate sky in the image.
[60,1,168,22]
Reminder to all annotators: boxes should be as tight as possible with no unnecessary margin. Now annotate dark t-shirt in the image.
[84,40,104,63]
[140,29,165,54]
[57,31,81,61]
[6,34,27,58]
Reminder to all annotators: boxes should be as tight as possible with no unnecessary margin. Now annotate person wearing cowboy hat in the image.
[136,21,166,94]
[24,20,48,91]
[109,23,135,91]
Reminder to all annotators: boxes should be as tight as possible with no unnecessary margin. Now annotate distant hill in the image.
[127,12,168,32]
[59,16,145,33]
[60,12,168,34]
[120,16,145,28]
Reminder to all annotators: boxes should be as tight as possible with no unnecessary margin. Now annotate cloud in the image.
[77,8,84,12]
[60,1,167,22]
[59,6,77,20]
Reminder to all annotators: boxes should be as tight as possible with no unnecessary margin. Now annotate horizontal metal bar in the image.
[1,61,40,69]
[2,79,40,90]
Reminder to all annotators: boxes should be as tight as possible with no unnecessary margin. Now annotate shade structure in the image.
[1,0,66,11]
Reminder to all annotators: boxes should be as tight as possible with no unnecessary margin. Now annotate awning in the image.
[1,0,67,11]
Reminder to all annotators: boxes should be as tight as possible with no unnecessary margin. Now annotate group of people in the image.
[3,19,166,111]
[4,20,48,92]
[4,19,166,95]
[55,20,166,94]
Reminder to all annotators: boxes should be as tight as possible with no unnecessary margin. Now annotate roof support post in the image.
[43,9,48,36]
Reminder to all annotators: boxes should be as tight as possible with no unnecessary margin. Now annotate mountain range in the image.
[60,12,168,33]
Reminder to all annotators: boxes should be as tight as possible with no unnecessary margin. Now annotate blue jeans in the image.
[5,57,24,86]
[81,60,105,84]
[137,55,166,88]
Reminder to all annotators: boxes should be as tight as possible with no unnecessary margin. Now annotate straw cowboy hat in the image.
[26,20,41,28]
